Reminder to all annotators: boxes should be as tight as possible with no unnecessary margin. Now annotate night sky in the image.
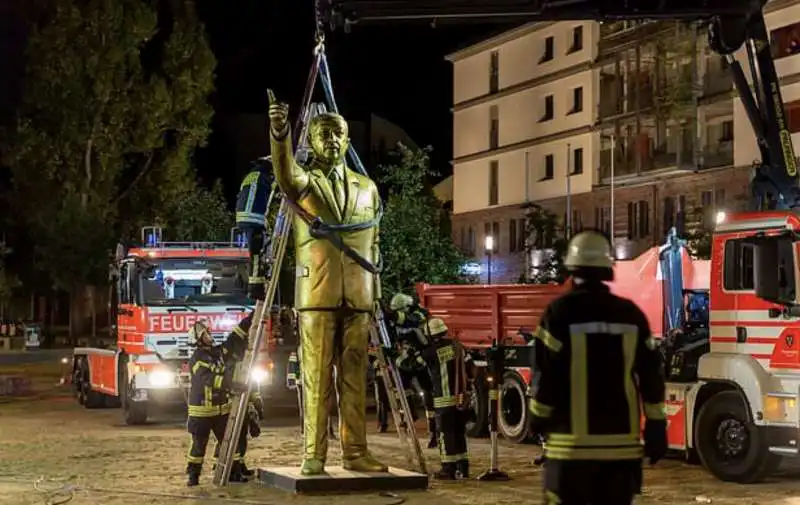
[193,0,518,195]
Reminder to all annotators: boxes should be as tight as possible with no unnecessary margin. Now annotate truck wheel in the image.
[80,361,106,409]
[695,390,780,483]
[121,370,148,425]
[465,375,488,437]
[497,371,530,444]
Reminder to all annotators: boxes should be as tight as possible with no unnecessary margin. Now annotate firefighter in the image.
[528,231,668,505]
[384,293,438,448]
[185,316,252,486]
[410,318,470,480]
[286,346,337,438]
[368,345,391,432]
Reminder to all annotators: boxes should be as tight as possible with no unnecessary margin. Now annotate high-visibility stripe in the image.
[643,402,666,420]
[534,326,563,352]
[529,398,553,418]
[545,445,643,460]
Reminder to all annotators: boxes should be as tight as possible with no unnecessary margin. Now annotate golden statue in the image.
[267,90,387,476]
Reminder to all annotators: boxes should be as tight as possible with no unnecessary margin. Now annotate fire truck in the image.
[70,226,276,425]
[323,0,800,485]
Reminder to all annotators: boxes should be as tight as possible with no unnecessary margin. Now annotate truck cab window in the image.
[723,239,754,291]
[119,263,132,304]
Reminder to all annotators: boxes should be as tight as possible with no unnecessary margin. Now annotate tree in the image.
[0,241,21,320]
[0,0,219,337]
[377,144,467,297]
[683,206,713,259]
[520,203,568,284]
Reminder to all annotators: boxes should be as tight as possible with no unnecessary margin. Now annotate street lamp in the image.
[485,235,494,284]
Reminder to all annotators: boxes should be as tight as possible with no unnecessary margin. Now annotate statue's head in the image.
[308,112,350,164]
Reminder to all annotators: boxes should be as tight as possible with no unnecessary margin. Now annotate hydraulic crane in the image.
[319,0,800,210]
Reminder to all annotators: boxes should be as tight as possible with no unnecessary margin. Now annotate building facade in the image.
[447,1,800,283]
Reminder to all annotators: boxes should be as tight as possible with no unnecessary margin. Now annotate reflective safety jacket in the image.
[417,337,468,409]
[528,282,666,461]
[391,306,430,349]
[187,314,251,417]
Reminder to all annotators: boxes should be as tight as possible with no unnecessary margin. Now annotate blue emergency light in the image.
[142,226,163,246]
[230,227,247,248]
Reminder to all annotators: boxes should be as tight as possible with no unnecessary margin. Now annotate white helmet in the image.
[188,319,212,347]
[390,293,414,311]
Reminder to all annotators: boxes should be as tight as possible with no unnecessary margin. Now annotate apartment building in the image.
[446,1,800,283]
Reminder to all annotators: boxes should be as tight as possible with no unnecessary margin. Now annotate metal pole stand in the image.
[478,338,510,482]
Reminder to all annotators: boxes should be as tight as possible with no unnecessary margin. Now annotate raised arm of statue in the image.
[267,89,309,201]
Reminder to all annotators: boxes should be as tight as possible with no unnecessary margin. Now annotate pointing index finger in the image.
[266,89,276,105]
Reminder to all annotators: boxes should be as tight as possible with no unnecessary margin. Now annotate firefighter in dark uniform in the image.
[185,317,252,486]
[406,318,470,480]
[368,345,391,432]
[286,346,337,438]
[385,293,438,448]
[528,231,668,505]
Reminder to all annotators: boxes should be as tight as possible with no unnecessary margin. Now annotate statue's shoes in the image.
[300,458,326,476]
[342,454,388,473]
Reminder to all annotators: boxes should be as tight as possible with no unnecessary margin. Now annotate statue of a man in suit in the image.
[267,90,387,476]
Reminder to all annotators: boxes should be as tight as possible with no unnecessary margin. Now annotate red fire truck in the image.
[419,213,800,483]
[70,226,277,425]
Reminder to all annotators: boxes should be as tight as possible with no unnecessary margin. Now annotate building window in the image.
[637,200,649,237]
[540,95,554,122]
[540,36,554,63]
[572,209,583,233]
[572,148,584,175]
[489,161,499,206]
[663,196,675,233]
[723,239,754,291]
[595,207,610,237]
[569,25,583,53]
[569,87,583,114]
[542,154,554,180]
[489,105,499,149]
[490,50,499,93]
[468,226,476,255]
[509,219,518,253]
[770,23,800,59]
[721,120,733,141]
[518,219,526,251]
[784,99,800,133]
[676,195,687,234]
[627,202,635,239]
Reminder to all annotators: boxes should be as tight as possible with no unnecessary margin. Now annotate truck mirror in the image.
[754,237,797,305]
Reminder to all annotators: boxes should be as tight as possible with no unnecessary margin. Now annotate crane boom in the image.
[320,0,800,210]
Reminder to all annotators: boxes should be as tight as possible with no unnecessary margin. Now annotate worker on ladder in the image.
[528,231,667,504]
[403,318,470,480]
[185,317,253,486]
[384,293,438,448]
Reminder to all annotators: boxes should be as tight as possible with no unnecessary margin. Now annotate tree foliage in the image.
[377,144,466,298]
[683,206,712,259]
[0,0,227,295]
[520,203,568,284]
[0,241,21,316]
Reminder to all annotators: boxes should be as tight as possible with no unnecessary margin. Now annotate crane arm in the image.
[319,0,800,210]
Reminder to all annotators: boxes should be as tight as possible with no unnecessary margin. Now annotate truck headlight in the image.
[149,370,175,388]
[250,366,269,384]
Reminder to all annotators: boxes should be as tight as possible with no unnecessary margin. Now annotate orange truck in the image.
[70,226,277,425]
[418,214,800,483]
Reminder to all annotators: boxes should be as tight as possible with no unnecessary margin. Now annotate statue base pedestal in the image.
[256,466,429,494]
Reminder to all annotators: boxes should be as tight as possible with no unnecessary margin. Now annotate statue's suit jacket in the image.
[270,128,381,312]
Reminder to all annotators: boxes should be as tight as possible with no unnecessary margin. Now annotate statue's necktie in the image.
[329,170,346,214]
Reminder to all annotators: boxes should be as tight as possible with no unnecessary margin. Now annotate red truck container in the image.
[417,244,710,443]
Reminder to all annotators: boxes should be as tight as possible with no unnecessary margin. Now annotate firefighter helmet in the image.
[563,231,614,270]
[390,293,414,311]
[425,318,448,338]
[188,319,212,347]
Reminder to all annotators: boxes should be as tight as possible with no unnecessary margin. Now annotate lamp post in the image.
[485,235,494,285]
